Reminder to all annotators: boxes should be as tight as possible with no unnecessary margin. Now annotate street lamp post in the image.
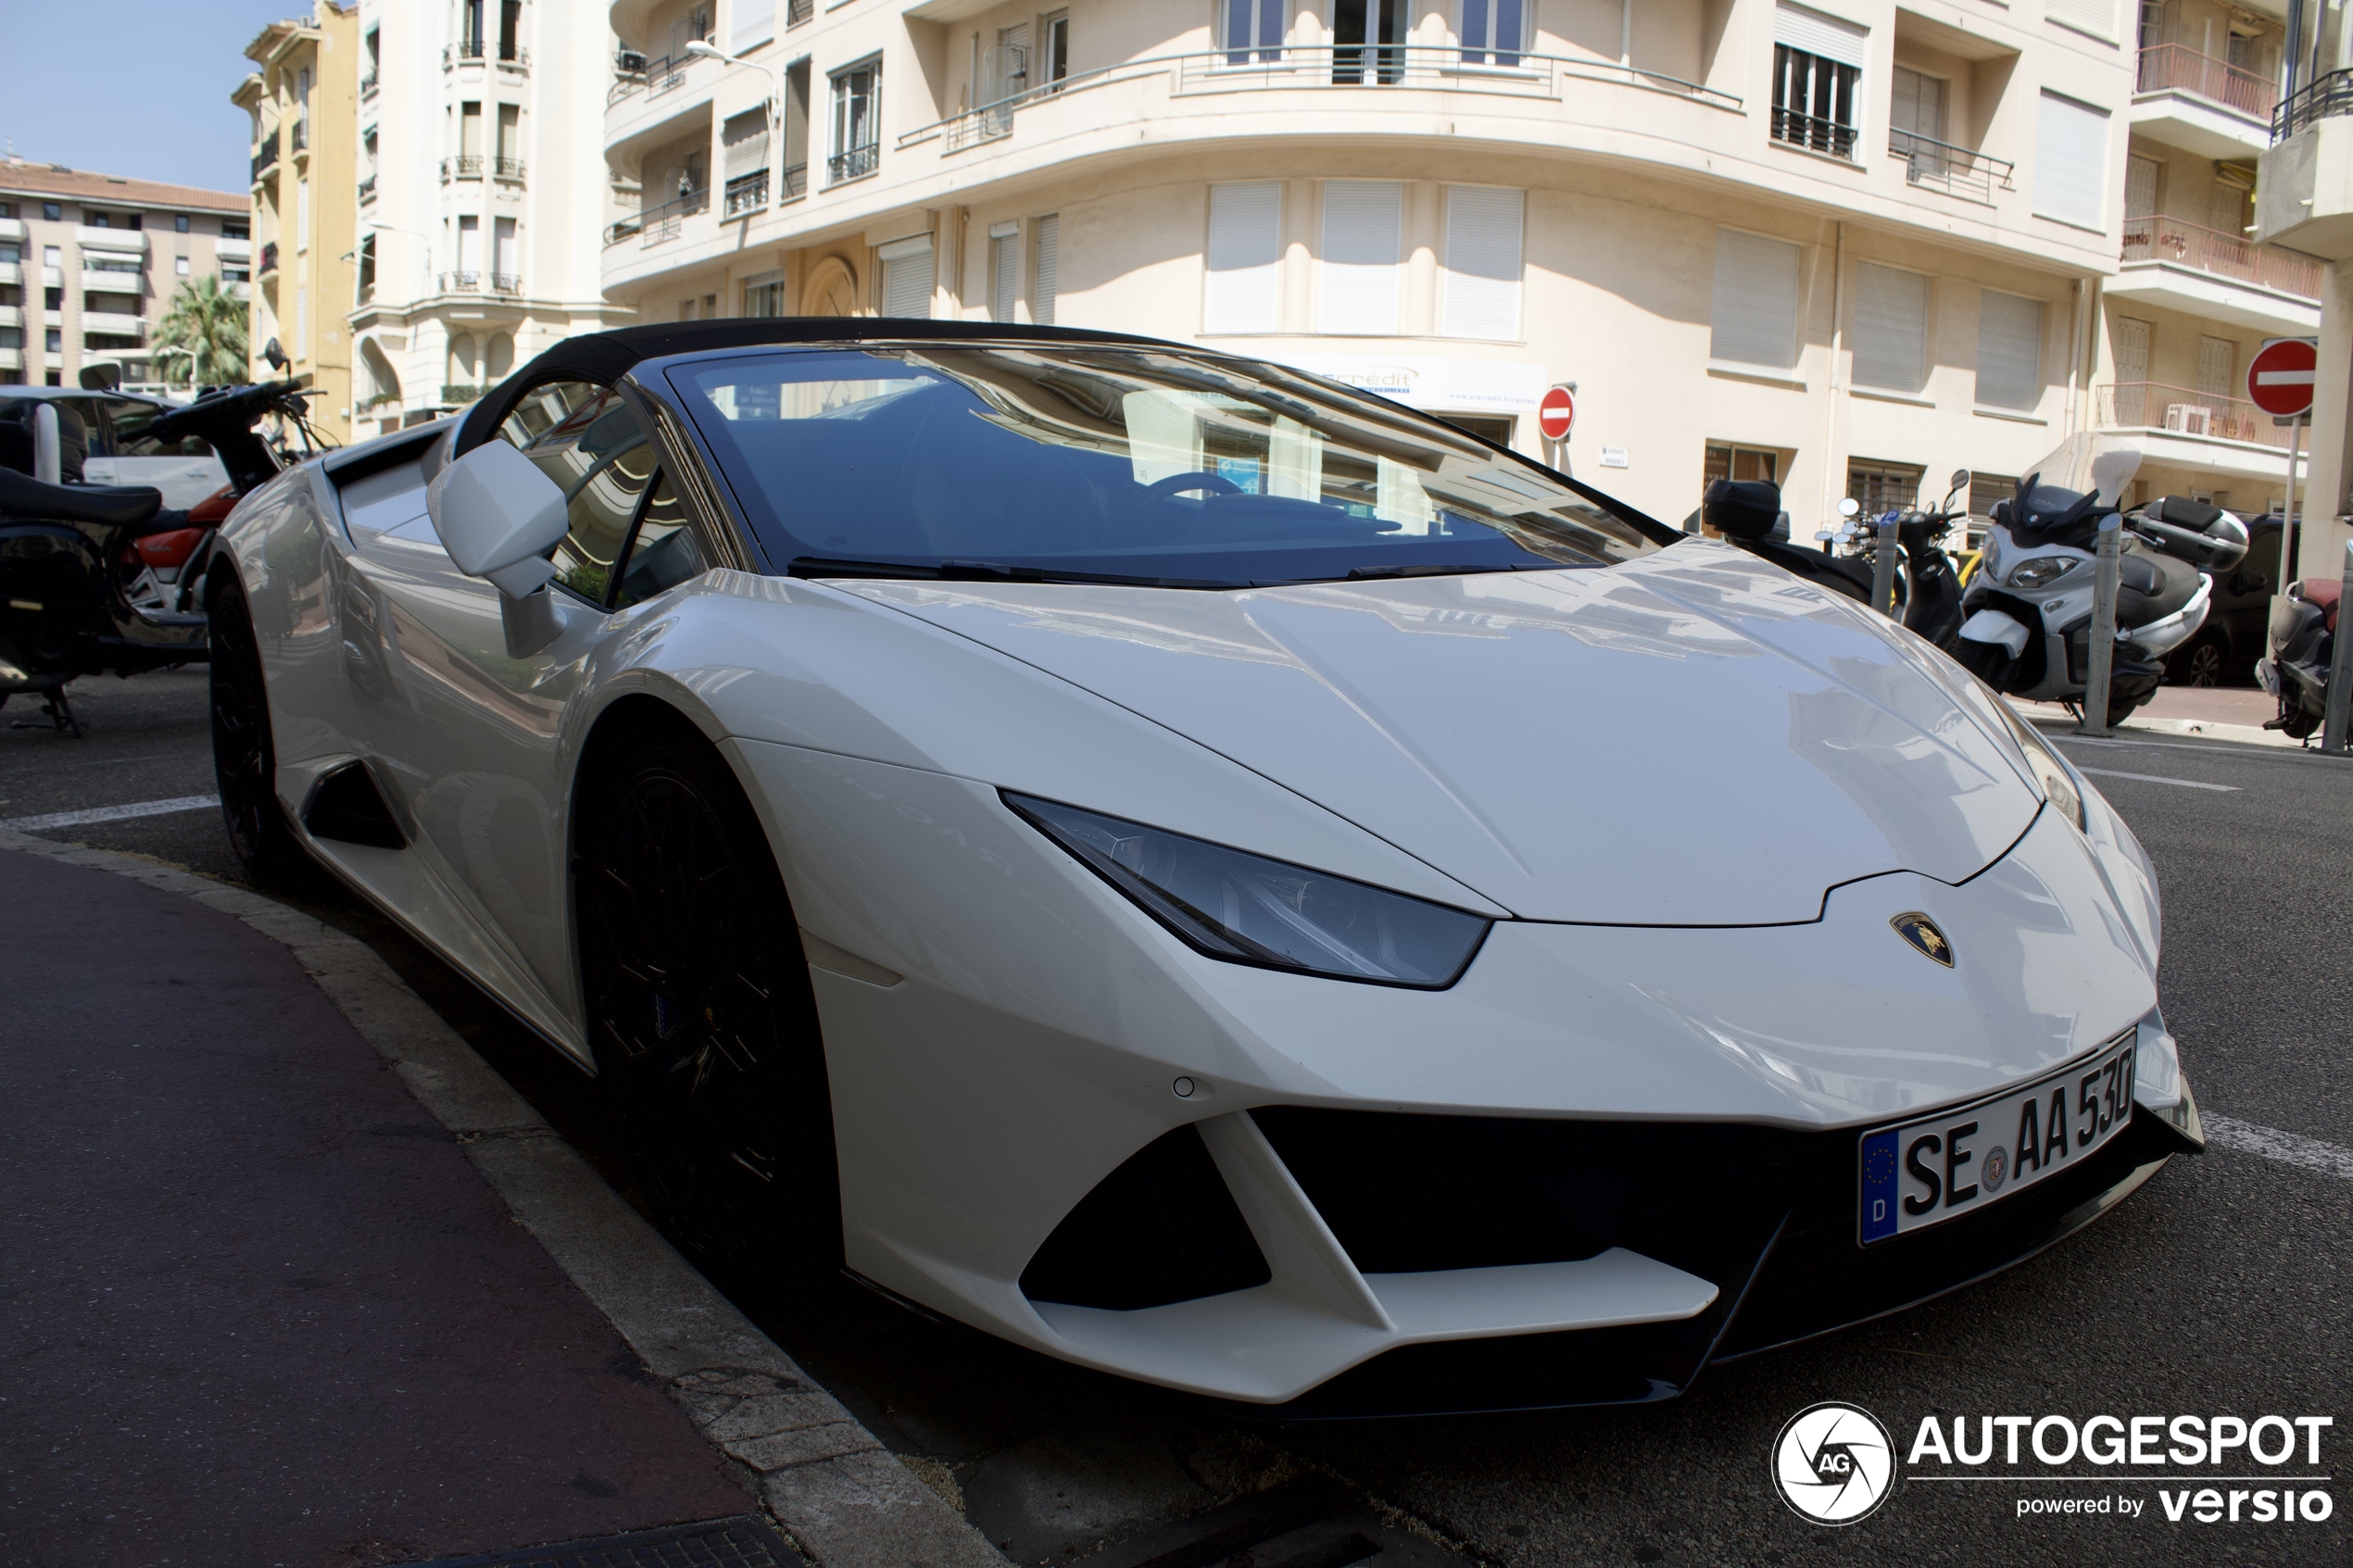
[685,40,782,224]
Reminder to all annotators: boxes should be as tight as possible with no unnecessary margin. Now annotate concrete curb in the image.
[2016,703,2300,750]
[0,828,1009,1568]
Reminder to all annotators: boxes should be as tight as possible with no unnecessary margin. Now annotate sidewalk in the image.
[0,839,1005,1568]
[2018,682,2302,747]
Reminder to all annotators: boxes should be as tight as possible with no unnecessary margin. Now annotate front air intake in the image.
[1019,1123,1270,1311]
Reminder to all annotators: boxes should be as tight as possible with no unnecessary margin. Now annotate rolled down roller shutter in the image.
[1441,184,1523,340]
[1852,260,1929,393]
[1710,226,1803,370]
[2045,0,2115,41]
[1204,182,1282,333]
[2035,90,2110,231]
[723,107,771,180]
[1976,289,2044,410]
[1774,1,1867,68]
[1034,213,1059,324]
[1318,181,1402,335]
[879,232,933,318]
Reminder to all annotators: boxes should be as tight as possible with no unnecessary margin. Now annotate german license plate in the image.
[1859,1033,2137,1244]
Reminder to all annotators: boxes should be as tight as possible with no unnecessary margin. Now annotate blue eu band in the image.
[1860,1129,1901,1243]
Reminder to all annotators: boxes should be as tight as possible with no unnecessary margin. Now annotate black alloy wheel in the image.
[574,729,841,1263]
[2171,635,2225,688]
[208,575,308,883]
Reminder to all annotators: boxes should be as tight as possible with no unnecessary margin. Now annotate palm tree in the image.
[153,276,249,388]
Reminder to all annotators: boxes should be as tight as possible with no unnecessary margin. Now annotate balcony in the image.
[82,311,145,338]
[438,270,481,292]
[826,144,879,187]
[251,141,280,182]
[443,155,484,180]
[610,52,694,106]
[492,157,526,181]
[724,169,768,219]
[2095,382,2299,481]
[2259,69,2353,260]
[1888,130,2012,206]
[1770,108,1856,161]
[0,263,18,287]
[603,187,707,247]
[445,38,486,68]
[258,241,280,276]
[490,272,521,293]
[2133,44,2276,159]
[216,236,251,261]
[2111,214,2322,333]
[441,383,483,405]
[360,68,378,97]
[358,174,377,204]
[498,46,530,70]
[81,265,143,291]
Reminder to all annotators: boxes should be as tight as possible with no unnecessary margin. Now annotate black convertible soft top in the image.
[452,317,1172,458]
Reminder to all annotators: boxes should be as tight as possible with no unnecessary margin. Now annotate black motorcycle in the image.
[2258,574,2338,742]
[0,379,325,734]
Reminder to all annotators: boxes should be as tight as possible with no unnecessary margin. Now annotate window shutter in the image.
[730,0,774,52]
[2196,334,2234,398]
[1709,227,1802,369]
[1034,214,1059,324]
[1318,181,1402,335]
[1975,289,2043,410]
[990,223,1019,322]
[1441,185,1523,339]
[1204,182,1282,333]
[2124,155,2158,220]
[2045,0,2114,40]
[1774,2,1867,68]
[2112,316,2151,383]
[2034,91,2110,231]
[1852,262,1929,392]
[723,107,771,179]
[878,233,933,318]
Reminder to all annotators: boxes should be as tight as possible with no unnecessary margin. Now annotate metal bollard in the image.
[2324,540,2353,754]
[2080,515,2123,737]
[1871,515,1900,619]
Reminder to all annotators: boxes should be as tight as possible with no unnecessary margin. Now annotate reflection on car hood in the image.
[835,541,2042,924]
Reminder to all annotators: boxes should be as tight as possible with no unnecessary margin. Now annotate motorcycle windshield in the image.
[2020,433,2142,508]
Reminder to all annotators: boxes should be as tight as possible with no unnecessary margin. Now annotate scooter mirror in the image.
[1949,468,1970,493]
[263,338,289,371]
[1838,497,1861,518]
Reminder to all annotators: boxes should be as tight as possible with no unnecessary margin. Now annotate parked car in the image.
[0,386,230,508]
[2169,516,2297,687]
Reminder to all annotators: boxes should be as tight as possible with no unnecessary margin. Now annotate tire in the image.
[208,574,310,885]
[573,722,841,1263]
[2170,634,2224,688]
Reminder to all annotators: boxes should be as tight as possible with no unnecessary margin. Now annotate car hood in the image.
[835,542,2043,924]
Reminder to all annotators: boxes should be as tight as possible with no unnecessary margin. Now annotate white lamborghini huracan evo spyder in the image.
[207,321,2201,1413]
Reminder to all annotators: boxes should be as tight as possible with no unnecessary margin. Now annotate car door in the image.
[344,377,662,1011]
[99,397,230,508]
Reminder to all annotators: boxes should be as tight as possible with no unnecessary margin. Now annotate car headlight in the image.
[1988,698,2084,830]
[1004,793,1491,987]
[2008,556,2073,589]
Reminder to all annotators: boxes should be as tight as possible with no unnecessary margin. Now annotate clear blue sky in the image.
[0,0,306,195]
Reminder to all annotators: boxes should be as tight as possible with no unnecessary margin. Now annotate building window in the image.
[357,233,376,302]
[1222,0,1284,65]
[732,0,776,52]
[723,107,773,218]
[223,219,250,241]
[89,211,110,229]
[2048,0,2116,41]
[828,59,882,185]
[1968,472,2019,526]
[500,0,523,59]
[43,202,61,220]
[1319,181,1403,336]
[1705,445,1780,487]
[47,328,63,352]
[744,273,786,316]
[43,245,60,268]
[1851,261,1930,394]
[1771,4,1864,158]
[174,213,192,233]
[176,255,191,275]
[1041,10,1070,89]
[1975,290,2043,410]
[989,220,1020,321]
[1459,0,1527,67]
[782,59,812,199]
[1035,213,1059,324]
[1204,182,1281,333]
[1710,227,1803,370]
[2196,333,2236,400]
[1847,459,1924,515]
[878,232,934,318]
[493,217,519,291]
[0,202,11,219]
[1441,184,1523,340]
[2034,91,2110,231]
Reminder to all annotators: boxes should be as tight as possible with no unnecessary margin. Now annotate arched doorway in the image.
[800,256,857,317]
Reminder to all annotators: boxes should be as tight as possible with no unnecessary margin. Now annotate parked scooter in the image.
[2256,575,2337,741]
[1953,436,2248,724]
[1700,471,1969,650]
[1813,468,1973,650]
[0,378,326,734]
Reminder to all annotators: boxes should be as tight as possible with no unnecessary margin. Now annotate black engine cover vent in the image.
[303,759,407,848]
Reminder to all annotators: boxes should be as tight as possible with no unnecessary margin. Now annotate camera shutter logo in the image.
[1772,1402,1897,1524]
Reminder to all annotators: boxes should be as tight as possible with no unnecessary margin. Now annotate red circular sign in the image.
[1538,386,1575,442]
[2246,339,2317,418]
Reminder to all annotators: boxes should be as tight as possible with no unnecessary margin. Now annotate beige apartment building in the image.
[239,2,361,441]
[583,0,2319,537]
[344,0,635,437]
[0,157,246,391]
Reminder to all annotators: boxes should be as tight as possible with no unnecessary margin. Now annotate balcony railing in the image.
[602,187,708,247]
[610,52,694,105]
[446,37,486,67]
[443,155,484,180]
[2275,67,2353,142]
[258,241,279,274]
[2096,382,2296,449]
[357,282,374,305]
[724,169,769,218]
[441,383,483,405]
[489,271,522,293]
[498,46,530,69]
[2137,42,2276,121]
[901,44,1739,153]
[826,144,880,185]
[360,68,378,97]
[438,270,480,292]
[781,160,808,202]
[251,141,280,181]
[357,173,377,204]
[2120,214,2322,300]
[1890,129,2013,204]
[1770,107,1856,159]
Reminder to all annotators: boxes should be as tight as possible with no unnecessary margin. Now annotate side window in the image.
[496,380,655,607]
[611,474,711,608]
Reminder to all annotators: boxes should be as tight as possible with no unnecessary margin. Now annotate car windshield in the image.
[666,344,1662,587]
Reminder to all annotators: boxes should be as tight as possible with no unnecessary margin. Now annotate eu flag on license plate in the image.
[1860,1129,1901,1243]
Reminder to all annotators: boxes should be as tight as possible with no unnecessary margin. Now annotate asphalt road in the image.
[4,674,2346,1568]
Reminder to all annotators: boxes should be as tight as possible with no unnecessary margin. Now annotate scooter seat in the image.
[2117,545,2198,625]
[0,466,163,529]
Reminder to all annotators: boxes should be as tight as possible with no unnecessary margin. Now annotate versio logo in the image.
[1773,1402,1898,1524]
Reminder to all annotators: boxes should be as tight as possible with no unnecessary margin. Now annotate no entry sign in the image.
[2247,338,2317,419]
[1538,386,1575,442]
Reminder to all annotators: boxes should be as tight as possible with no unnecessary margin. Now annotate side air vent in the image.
[1019,1123,1269,1311]
[303,760,406,848]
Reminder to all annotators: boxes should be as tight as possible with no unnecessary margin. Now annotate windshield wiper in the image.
[786,556,1237,589]
[1344,562,1527,580]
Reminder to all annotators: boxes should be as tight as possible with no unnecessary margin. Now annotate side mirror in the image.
[79,362,121,392]
[1838,496,1861,519]
[426,441,571,654]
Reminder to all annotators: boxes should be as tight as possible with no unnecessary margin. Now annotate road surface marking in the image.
[0,794,220,833]
[2076,767,2239,793]
[2204,1115,2353,1181]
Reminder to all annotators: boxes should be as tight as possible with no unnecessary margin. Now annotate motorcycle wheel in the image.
[208,575,309,884]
